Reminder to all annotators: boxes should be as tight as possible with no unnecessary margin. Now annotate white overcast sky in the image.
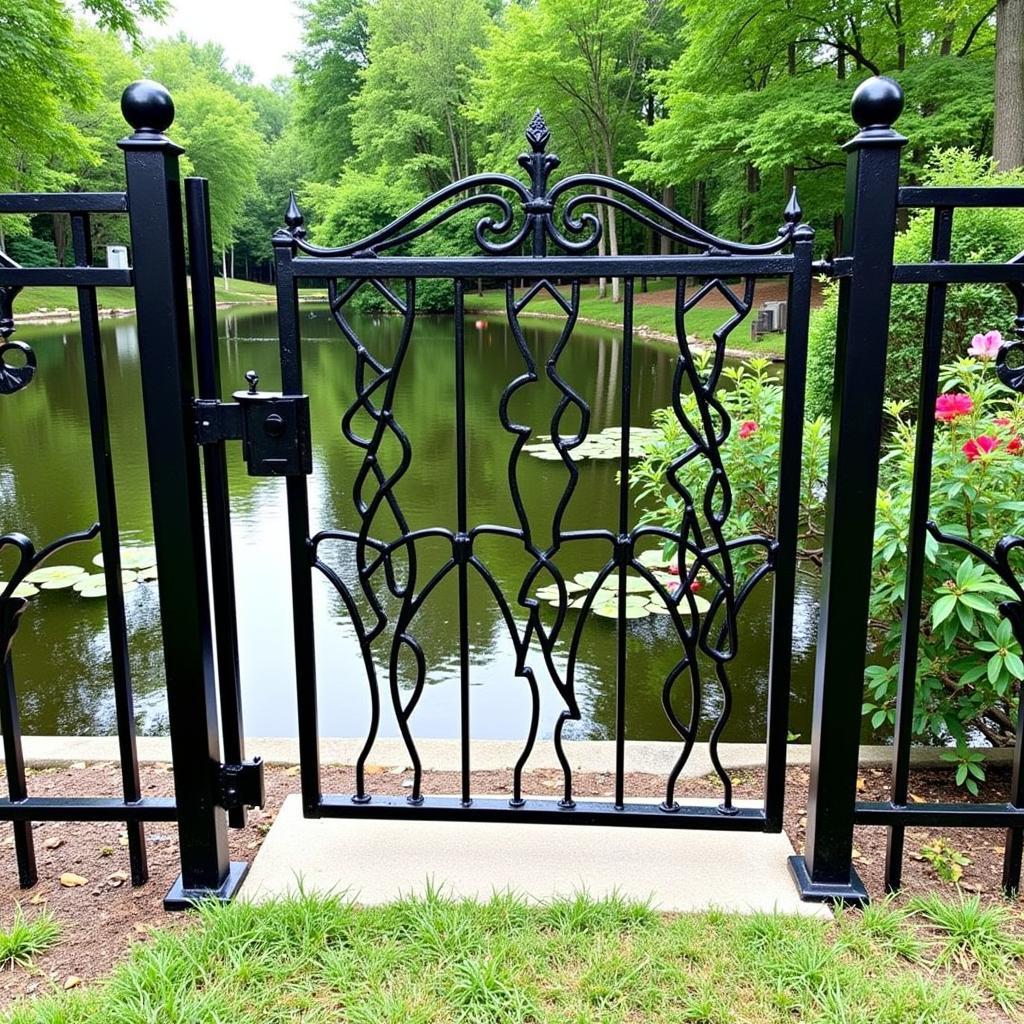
[139,0,303,83]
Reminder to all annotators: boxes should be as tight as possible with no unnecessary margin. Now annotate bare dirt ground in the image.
[0,759,1019,1004]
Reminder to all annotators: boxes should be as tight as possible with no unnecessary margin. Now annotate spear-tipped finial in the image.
[285,191,306,238]
[525,110,550,153]
[783,186,802,225]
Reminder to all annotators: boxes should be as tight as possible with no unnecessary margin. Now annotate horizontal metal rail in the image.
[893,263,1024,285]
[0,192,128,214]
[856,801,1024,828]
[318,795,767,829]
[0,797,177,822]
[0,267,133,288]
[898,186,1024,209]
[290,254,796,281]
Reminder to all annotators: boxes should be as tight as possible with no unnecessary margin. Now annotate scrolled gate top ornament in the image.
[0,251,34,397]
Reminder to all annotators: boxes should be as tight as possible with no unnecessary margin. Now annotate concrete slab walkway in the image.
[241,794,829,917]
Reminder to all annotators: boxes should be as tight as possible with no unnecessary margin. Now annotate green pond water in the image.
[0,303,827,744]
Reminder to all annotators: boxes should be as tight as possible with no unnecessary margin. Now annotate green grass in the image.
[0,907,60,971]
[464,284,789,356]
[12,276,276,315]
[4,888,1018,1023]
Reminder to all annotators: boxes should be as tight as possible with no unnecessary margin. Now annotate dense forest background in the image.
[1,0,1021,287]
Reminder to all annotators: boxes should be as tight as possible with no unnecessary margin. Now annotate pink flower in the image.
[996,417,1013,427]
[689,580,702,593]
[963,435,1000,461]
[738,420,759,440]
[936,393,974,422]
[968,330,1003,360]
[1009,436,1022,455]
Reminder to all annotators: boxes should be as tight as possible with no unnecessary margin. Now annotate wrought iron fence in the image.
[0,74,1023,908]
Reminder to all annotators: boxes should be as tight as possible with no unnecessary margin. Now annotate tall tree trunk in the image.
[222,248,229,291]
[691,179,705,230]
[603,146,621,304]
[596,195,607,300]
[230,245,235,281]
[52,214,68,266]
[995,0,1024,170]
[660,185,675,257]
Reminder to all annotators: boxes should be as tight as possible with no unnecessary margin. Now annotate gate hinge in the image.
[194,371,312,477]
[217,757,266,812]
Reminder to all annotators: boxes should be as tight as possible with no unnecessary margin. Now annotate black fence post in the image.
[789,76,906,905]
[118,80,247,908]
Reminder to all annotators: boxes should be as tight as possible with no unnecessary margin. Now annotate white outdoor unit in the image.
[106,245,129,270]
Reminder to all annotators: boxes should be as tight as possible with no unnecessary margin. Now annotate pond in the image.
[0,303,831,744]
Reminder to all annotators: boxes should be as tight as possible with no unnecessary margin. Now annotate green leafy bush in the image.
[866,345,1024,780]
[631,356,831,579]
[807,149,1024,418]
[632,339,1024,791]
[4,233,58,267]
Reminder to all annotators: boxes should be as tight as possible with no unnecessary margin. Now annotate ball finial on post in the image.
[121,80,175,135]
[850,76,904,130]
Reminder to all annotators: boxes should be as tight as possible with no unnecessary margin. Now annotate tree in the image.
[351,0,493,193]
[994,0,1024,169]
[293,0,369,182]
[478,0,676,301]
[631,0,997,252]
[171,81,263,284]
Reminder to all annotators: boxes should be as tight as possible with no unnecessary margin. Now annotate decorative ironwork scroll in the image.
[279,109,808,819]
[0,251,35,396]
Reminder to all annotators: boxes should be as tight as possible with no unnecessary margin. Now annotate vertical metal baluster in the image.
[615,278,634,810]
[764,221,815,831]
[1002,622,1024,892]
[185,179,247,829]
[885,207,952,891]
[119,81,238,907]
[0,644,35,887]
[455,279,471,806]
[70,212,148,884]
[790,76,906,905]
[272,229,321,816]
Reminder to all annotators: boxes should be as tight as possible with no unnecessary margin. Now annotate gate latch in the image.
[217,757,266,812]
[194,370,312,477]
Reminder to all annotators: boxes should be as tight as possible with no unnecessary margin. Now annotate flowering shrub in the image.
[632,337,1024,791]
[631,356,831,578]
[867,333,1024,789]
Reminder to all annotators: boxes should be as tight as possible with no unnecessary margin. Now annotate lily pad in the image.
[138,567,159,582]
[592,600,648,619]
[79,580,140,599]
[524,425,661,463]
[40,575,89,591]
[534,582,585,601]
[24,565,86,584]
[637,550,672,570]
[73,571,138,592]
[647,592,712,615]
[92,546,157,570]
[2,582,39,599]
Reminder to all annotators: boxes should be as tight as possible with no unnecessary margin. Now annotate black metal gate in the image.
[4,75,1024,909]
[190,113,812,835]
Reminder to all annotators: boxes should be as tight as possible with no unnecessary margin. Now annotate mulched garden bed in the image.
[0,757,1020,1004]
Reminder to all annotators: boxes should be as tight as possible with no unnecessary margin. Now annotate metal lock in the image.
[232,370,312,477]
